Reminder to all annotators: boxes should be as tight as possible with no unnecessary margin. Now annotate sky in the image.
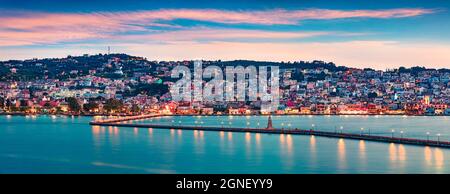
[0,0,449,69]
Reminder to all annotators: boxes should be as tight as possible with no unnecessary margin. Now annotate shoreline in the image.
[1,112,449,117]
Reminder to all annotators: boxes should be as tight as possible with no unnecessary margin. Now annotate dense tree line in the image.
[1,54,448,83]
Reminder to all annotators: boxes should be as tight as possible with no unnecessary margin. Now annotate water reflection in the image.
[310,135,316,153]
[194,130,198,139]
[398,144,407,162]
[254,133,262,159]
[279,134,294,170]
[359,140,366,161]
[388,143,407,171]
[92,125,100,136]
[114,127,119,136]
[245,132,252,159]
[255,134,261,148]
[199,131,204,139]
[434,148,444,170]
[219,131,225,154]
[286,135,293,155]
[337,139,346,170]
[389,143,397,161]
[175,129,182,144]
[227,132,234,155]
[308,135,317,168]
[279,134,286,157]
[424,146,432,166]
[245,132,251,145]
[91,126,101,150]
[148,128,153,135]
[92,125,123,150]
[220,131,225,141]
[193,130,204,155]
[422,147,445,172]
[110,127,120,148]
[279,134,285,144]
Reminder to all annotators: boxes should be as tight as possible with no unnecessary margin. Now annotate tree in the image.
[55,107,63,114]
[128,83,169,96]
[368,92,378,98]
[43,102,52,109]
[292,71,304,81]
[83,101,99,112]
[67,97,81,113]
[131,104,140,113]
[104,98,123,113]
[5,99,12,109]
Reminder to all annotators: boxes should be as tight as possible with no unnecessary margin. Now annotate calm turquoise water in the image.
[1,115,449,174]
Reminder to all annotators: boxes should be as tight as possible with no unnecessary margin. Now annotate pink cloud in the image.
[0,29,104,46]
[116,28,329,43]
[112,8,434,25]
[285,8,435,20]
[0,8,435,46]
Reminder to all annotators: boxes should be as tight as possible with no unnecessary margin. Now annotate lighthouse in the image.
[266,115,274,129]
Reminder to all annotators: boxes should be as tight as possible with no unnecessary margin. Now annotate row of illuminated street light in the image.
[388,129,441,141]
[170,119,443,142]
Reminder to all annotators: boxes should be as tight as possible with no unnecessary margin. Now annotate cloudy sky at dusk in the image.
[0,0,449,69]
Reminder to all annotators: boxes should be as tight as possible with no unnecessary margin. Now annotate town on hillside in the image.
[1,54,449,116]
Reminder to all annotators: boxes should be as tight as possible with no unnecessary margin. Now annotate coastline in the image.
[1,112,449,117]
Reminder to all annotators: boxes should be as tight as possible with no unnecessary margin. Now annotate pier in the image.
[90,114,162,123]
[89,115,450,148]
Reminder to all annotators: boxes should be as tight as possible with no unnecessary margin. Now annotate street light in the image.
[426,132,430,141]
[391,129,395,138]
[360,128,364,136]
[340,126,344,134]
[311,124,315,131]
[437,133,441,143]
[400,130,404,138]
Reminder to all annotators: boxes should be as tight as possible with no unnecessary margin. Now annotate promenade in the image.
[89,115,450,148]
